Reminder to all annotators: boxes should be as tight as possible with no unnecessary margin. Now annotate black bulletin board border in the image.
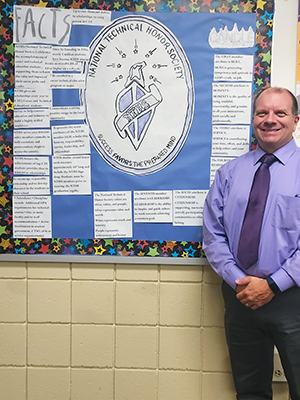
[0,0,273,259]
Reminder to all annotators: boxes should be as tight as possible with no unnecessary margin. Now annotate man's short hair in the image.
[253,87,299,117]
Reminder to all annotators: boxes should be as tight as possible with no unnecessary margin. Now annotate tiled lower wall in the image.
[0,261,289,400]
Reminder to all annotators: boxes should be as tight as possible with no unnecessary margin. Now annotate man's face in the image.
[253,89,299,153]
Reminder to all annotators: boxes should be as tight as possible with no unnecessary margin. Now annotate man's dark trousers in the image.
[222,281,300,400]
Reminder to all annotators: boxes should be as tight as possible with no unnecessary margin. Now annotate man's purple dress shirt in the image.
[203,139,300,292]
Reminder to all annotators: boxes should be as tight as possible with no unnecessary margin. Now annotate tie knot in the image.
[261,153,277,167]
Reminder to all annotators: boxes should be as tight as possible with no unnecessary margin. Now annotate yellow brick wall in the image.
[0,261,289,399]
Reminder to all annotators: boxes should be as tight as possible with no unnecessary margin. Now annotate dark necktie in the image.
[237,153,277,269]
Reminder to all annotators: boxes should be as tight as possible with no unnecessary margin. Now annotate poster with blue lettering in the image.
[0,1,274,258]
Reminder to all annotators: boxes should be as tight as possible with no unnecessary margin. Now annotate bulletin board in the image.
[0,0,274,259]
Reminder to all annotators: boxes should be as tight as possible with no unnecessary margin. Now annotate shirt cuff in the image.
[224,264,247,290]
[270,268,295,292]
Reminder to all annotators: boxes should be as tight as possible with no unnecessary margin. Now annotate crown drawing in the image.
[209,24,254,49]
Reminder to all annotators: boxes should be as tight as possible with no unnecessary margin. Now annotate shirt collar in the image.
[253,138,297,166]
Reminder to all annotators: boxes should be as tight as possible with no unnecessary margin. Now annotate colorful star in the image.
[256,32,265,44]
[38,243,50,253]
[5,98,13,111]
[261,11,273,24]
[118,248,131,256]
[0,196,9,207]
[6,43,14,56]
[70,0,81,8]
[185,245,196,257]
[4,213,12,225]
[257,0,266,10]
[3,156,13,168]
[262,50,271,64]
[243,0,255,12]
[76,242,83,249]
[22,238,35,246]
[94,245,106,255]
[0,54,8,68]
[0,238,10,250]
[36,0,48,7]
[147,246,159,257]
[165,241,177,251]
[137,240,149,249]
[260,41,268,49]
[0,225,7,236]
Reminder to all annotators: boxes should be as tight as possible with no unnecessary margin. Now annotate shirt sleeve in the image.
[271,247,299,291]
[203,168,246,289]
[271,267,295,292]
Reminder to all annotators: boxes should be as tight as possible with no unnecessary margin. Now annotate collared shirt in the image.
[203,139,300,291]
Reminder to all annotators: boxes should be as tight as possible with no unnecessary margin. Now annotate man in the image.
[203,87,300,400]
